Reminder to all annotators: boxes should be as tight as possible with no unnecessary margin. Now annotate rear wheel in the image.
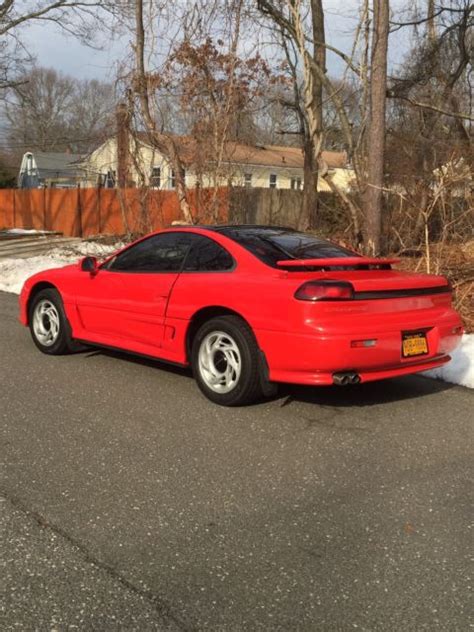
[191,316,263,406]
[29,288,77,355]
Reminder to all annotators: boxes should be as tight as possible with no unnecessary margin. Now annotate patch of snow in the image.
[2,228,55,235]
[0,255,75,294]
[63,241,125,257]
[423,334,474,389]
[0,241,121,295]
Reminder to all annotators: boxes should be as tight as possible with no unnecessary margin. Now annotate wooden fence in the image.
[0,187,230,237]
[0,186,348,238]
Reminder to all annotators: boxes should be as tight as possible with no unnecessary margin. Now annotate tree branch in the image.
[0,1,103,36]
[306,37,362,77]
[388,93,474,121]
[389,6,449,33]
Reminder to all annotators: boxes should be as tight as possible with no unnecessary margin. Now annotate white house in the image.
[80,134,355,192]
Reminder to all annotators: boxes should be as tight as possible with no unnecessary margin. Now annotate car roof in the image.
[196,224,296,233]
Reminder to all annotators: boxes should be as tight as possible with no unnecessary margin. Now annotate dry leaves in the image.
[398,242,474,333]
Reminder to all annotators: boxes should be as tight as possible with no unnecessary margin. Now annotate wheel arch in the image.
[185,305,254,363]
[26,282,59,323]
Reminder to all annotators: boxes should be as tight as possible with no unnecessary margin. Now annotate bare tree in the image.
[163,2,274,219]
[384,0,473,251]
[7,66,74,151]
[0,149,16,186]
[256,0,370,241]
[131,0,193,224]
[0,1,118,93]
[0,0,102,36]
[125,0,267,223]
[258,0,326,230]
[5,66,114,153]
[68,79,116,151]
[364,0,389,255]
[388,1,473,128]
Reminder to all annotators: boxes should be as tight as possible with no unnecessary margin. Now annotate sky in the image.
[23,0,411,83]
[25,22,128,81]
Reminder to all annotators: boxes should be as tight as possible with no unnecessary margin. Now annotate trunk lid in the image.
[281,268,450,295]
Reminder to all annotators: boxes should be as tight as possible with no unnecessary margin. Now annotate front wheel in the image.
[191,316,263,406]
[29,288,77,355]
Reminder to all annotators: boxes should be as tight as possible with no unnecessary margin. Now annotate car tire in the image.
[29,288,78,355]
[191,315,264,406]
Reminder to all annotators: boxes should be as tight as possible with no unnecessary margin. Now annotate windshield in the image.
[216,227,357,268]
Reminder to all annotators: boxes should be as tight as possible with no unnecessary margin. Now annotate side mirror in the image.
[80,256,98,274]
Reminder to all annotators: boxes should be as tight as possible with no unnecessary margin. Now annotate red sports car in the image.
[19,225,463,406]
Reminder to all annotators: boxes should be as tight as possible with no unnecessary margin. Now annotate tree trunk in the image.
[300,138,318,230]
[165,139,193,223]
[116,102,131,188]
[300,0,325,230]
[363,0,389,255]
[133,0,193,224]
[427,0,437,43]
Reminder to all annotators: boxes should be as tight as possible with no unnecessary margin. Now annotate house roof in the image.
[217,143,347,170]
[27,151,84,176]
[134,134,348,170]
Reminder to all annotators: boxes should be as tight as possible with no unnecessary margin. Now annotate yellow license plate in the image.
[402,332,428,357]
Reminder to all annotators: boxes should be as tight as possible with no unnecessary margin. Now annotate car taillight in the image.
[294,280,354,301]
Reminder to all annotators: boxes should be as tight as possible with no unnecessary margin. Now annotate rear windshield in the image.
[217,227,357,268]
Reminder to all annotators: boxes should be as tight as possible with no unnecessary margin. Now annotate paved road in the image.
[1,290,472,631]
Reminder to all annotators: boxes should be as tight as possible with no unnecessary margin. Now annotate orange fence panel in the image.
[0,187,230,237]
[0,190,15,228]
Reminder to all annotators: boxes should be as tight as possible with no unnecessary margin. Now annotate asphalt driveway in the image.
[1,290,472,631]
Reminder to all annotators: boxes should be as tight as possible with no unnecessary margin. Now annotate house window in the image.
[269,173,277,189]
[244,173,252,188]
[169,169,185,189]
[105,170,116,188]
[290,177,302,190]
[150,167,161,188]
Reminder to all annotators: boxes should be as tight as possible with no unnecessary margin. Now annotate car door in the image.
[74,232,193,350]
[162,234,236,356]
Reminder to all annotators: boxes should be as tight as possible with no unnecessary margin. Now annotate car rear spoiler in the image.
[276,257,400,268]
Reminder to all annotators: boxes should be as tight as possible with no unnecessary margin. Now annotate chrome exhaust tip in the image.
[333,371,361,386]
[333,372,349,385]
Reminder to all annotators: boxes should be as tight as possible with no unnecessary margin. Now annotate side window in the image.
[150,167,161,188]
[107,233,192,273]
[183,236,234,272]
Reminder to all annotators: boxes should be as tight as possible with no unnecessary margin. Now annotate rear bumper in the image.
[256,312,463,386]
[270,354,451,386]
